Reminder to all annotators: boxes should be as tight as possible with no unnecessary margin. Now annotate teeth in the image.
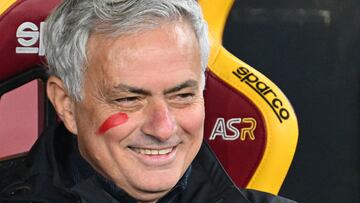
[158,148,172,155]
[151,150,157,155]
[135,147,173,155]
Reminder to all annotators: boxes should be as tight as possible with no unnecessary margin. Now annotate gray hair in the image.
[44,0,209,101]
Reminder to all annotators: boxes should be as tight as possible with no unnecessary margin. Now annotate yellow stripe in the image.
[199,0,234,44]
[0,0,17,16]
[199,0,234,67]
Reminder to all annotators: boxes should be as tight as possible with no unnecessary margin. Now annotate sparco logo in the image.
[209,117,256,141]
[16,22,45,56]
[232,67,290,123]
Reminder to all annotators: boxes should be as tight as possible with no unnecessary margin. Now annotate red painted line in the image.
[96,112,128,135]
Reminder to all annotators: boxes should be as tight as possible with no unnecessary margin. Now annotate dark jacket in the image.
[0,124,296,203]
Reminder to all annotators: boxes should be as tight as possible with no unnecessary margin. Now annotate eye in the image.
[169,92,196,106]
[115,96,140,106]
[177,93,195,99]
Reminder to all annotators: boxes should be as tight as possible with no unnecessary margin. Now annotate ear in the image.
[47,76,78,135]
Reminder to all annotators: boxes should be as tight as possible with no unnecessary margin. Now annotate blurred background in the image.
[223,0,359,202]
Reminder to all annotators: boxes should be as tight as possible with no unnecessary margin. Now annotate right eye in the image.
[116,96,138,103]
[114,96,141,107]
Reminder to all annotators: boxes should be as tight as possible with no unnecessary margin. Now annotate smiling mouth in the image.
[130,147,174,155]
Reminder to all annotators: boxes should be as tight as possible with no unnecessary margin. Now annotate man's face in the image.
[72,21,204,201]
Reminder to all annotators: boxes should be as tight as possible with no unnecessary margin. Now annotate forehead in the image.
[85,21,201,89]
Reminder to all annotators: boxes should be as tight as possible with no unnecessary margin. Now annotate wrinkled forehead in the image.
[83,21,202,91]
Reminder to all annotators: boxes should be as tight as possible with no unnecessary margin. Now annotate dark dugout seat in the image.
[0,0,298,195]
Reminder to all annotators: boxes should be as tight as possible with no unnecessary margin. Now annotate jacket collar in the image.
[26,123,247,202]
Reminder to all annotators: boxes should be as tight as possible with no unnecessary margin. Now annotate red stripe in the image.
[96,112,128,135]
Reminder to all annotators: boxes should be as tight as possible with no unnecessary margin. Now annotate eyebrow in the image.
[112,79,198,96]
[112,84,151,96]
[164,80,198,94]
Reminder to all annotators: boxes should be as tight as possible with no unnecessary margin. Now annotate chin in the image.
[126,170,181,201]
[139,172,180,191]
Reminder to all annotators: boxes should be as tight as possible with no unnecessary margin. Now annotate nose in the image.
[141,100,176,142]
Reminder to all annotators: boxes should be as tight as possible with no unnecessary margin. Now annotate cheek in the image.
[180,105,205,137]
[97,112,129,135]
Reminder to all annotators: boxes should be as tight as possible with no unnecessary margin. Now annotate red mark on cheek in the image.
[97,112,128,135]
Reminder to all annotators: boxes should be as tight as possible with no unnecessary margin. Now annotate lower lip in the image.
[129,146,177,167]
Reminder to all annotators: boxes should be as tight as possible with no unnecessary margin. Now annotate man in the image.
[0,0,296,202]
